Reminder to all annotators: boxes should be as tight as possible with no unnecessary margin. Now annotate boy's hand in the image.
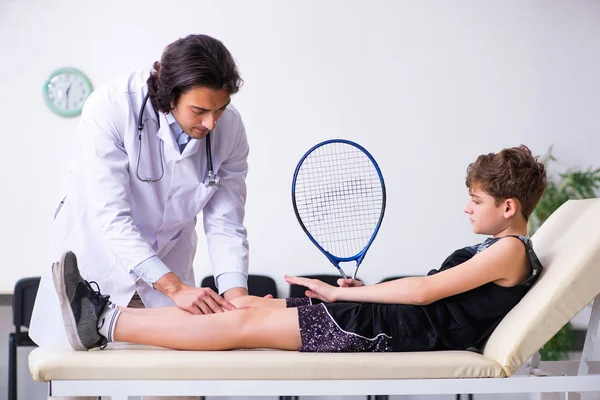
[284,275,339,303]
[337,278,364,287]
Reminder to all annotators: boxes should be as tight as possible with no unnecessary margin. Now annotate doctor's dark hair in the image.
[147,34,243,113]
[465,145,547,220]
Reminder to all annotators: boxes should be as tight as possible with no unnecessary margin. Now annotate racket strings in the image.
[294,142,384,258]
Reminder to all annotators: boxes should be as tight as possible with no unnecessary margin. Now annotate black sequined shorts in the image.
[286,298,393,352]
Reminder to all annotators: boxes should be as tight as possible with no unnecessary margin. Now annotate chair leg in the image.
[8,333,16,400]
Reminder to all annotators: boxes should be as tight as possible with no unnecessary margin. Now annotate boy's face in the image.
[464,183,508,235]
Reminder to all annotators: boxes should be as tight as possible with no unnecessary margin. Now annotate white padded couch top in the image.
[29,343,505,381]
[28,199,600,383]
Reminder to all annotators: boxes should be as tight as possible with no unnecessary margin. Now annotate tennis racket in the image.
[292,139,386,280]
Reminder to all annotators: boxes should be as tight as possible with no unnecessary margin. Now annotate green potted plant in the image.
[529,146,600,360]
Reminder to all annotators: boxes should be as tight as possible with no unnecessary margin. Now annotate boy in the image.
[52,145,547,353]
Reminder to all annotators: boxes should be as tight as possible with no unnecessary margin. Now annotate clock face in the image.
[43,67,93,117]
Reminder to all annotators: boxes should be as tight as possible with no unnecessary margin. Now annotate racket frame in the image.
[291,139,387,280]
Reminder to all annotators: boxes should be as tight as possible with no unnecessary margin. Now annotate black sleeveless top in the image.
[420,235,543,351]
[320,235,543,352]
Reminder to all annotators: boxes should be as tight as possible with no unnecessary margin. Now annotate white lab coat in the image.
[30,70,250,346]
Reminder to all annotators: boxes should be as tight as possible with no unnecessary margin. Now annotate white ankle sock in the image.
[97,305,121,342]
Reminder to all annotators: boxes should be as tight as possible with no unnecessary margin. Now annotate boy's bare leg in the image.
[117,295,286,317]
[114,306,302,350]
[230,295,287,309]
[117,305,191,317]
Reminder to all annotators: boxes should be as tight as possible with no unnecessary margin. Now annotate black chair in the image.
[9,277,41,400]
[200,274,278,298]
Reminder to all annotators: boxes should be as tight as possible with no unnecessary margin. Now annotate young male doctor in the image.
[30,34,251,356]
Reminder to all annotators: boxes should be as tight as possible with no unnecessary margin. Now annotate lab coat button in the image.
[167,196,172,200]
[176,160,180,164]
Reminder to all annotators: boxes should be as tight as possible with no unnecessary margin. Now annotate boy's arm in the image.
[287,237,527,305]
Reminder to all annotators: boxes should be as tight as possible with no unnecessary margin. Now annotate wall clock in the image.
[43,67,93,117]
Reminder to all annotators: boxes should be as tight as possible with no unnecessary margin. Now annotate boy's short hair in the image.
[465,145,547,219]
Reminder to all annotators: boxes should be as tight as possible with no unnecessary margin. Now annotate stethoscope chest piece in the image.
[205,171,220,188]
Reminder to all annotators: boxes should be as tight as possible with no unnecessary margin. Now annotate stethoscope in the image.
[135,92,219,188]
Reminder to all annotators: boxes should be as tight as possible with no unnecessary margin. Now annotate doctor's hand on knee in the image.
[172,285,235,314]
[154,272,235,314]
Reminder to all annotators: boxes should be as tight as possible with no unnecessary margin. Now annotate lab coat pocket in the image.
[78,238,118,281]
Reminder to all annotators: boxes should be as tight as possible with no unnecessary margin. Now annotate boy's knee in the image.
[230,295,258,309]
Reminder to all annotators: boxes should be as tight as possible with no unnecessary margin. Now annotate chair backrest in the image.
[247,275,278,298]
[200,275,278,298]
[200,276,218,293]
[12,277,41,331]
[483,199,600,376]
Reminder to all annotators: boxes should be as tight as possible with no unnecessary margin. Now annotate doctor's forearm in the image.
[153,272,185,297]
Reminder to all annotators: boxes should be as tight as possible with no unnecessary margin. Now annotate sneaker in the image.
[52,251,110,351]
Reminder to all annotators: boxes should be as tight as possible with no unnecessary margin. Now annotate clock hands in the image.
[65,83,72,109]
